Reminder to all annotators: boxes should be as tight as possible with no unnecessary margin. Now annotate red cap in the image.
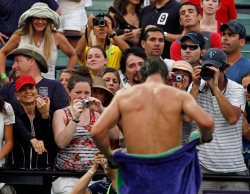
[15,75,36,92]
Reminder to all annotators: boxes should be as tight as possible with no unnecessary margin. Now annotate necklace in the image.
[34,37,43,47]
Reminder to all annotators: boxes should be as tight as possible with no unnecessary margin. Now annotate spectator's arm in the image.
[55,32,77,69]
[76,14,94,62]
[189,66,202,101]
[0,32,9,46]
[0,34,20,83]
[242,110,250,141]
[165,33,182,43]
[0,125,13,161]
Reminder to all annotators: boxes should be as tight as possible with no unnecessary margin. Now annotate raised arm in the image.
[0,34,20,83]
[55,32,77,69]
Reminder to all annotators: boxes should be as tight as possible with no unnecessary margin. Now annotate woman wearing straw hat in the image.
[0,2,77,81]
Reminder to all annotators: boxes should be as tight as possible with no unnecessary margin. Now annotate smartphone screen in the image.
[38,87,48,103]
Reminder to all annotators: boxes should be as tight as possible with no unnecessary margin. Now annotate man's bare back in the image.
[91,58,214,159]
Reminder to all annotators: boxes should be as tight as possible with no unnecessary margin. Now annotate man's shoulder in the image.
[236,56,250,65]
[227,78,244,90]
[38,78,64,87]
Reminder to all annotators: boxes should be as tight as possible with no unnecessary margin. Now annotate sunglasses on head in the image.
[181,44,199,50]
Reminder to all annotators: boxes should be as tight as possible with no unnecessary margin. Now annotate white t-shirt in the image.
[0,102,15,167]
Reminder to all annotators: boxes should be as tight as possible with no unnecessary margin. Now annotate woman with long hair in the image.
[0,2,77,81]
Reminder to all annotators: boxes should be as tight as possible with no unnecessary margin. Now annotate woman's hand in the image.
[36,97,50,119]
[30,138,47,154]
[88,14,95,31]
[72,99,83,120]
[88,97,104,113]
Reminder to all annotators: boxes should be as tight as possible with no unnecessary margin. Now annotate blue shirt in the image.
[226,56,250,84]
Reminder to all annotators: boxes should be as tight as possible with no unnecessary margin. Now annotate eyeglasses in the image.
[181,44,199,50]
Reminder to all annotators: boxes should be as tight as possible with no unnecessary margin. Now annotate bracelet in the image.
[202,135,213,143]
[0,74,7,80]
[88,170,94,175]
[72,118,79,123]
[109,31,116,39]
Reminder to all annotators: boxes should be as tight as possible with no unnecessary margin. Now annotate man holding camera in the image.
[190,48,249,192]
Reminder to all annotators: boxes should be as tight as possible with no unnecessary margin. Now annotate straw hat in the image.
[92,77,114,107]
[172,60,193,74]
[18,2,60,29]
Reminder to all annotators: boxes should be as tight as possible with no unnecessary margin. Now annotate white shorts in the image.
[59,9,87,32]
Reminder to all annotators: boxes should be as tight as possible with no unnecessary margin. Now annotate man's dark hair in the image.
[241,71,250,83]
[120,47,147,74]
[142,27,164,41]
[179,2,200,15]
[140,58,168,81]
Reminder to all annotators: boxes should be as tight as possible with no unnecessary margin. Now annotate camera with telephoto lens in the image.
[80,99,92,108]
[200,65,214,80]
[171,73,183,82]
[93,14,106,27]
[247,84,250,94]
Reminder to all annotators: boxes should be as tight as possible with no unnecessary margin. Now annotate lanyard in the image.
[107,44,112,60]
[106,183,112,194]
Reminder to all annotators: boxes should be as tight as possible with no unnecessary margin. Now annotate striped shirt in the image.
[191,79,247,173]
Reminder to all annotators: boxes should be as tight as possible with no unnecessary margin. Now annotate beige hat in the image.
[172,60,193,74]
[18,2,60,29]
[92,77,114,107]
[7,44,48,73]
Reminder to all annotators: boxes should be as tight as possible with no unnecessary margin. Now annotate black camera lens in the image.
[99,18,106,27]
[93,18,99,26]
[200,66,214,80]
[247,84,250,94]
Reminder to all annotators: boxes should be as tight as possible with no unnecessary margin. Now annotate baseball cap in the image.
[172,60,193,74]
[180,31,205,48]
[220,21,246,39]
[7,44,48,73]
[15,75,36,92]
[202,48,226,68]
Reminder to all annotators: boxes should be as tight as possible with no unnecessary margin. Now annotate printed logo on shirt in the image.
[157,13,169,25]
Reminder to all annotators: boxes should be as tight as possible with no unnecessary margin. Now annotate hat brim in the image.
[7,48,48,73]
[180,34,200,45]
[202,59,222,68]
[92,86,114,107]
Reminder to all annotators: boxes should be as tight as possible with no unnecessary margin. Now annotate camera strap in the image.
[107,44,112,60]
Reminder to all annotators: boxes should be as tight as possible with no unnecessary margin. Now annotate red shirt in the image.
[188,0,237,24]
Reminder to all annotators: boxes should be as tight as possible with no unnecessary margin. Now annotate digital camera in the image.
[200,65,214,80]
[171,73,183,82]
[93,14,106,27]
[80,99,92,108]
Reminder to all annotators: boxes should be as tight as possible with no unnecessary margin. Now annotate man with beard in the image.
[220,21,250,84]
[119,47,147,91]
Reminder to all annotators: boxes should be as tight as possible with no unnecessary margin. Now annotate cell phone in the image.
[170,73,183,82]
[38,87,48,103]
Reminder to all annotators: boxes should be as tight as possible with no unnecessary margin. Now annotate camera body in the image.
[247,84,250,94]
[93,14,106,27]
[200,65,214,80]
[171,73,183,82]
[80,99,92,108]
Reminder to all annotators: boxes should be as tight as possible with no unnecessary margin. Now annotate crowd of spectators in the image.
[0,0,250,193]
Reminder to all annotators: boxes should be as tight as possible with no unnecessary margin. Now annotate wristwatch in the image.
[109,31,117,39]
[164,31,168,38]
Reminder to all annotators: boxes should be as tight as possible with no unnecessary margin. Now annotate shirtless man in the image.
[91,58,214,193]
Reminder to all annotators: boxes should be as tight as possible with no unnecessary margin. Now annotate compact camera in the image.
[200,65,214,80]
[170,73,183,82]
[80,99,92,108]
[93,14,106,27]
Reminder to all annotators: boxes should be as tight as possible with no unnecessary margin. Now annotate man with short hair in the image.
[0,44,68,114]
[190,48,249,192]
[180,31,205,67]
[92,58,214,193]
[221,21,250,84]
[119,47,147,90]
[139,0,182,59]
[170,2,221,61]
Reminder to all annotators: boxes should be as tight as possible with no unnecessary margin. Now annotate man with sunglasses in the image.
[220,21,250,84]
[170,2,221,61]
[180,31,205,68]
[189,48,249,192]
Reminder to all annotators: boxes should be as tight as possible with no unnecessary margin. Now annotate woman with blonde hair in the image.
[0,2,77,82]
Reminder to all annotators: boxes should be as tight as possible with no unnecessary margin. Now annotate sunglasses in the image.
[181,44,199,50]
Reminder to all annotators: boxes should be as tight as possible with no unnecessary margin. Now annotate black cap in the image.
[202,48,226,68]
[180,31,205,48]
[220,21,246,39]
